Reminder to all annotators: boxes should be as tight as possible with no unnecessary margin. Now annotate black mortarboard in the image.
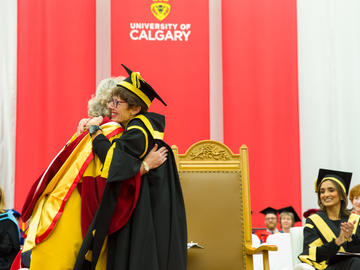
[118,64,167,108]
[260,207,278,215]
[278,206,301,222]
[315,168,352,195]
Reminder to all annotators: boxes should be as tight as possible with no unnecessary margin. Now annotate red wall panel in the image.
[111,0,210,152]
[16,0,96,209]
[222,0,301,227]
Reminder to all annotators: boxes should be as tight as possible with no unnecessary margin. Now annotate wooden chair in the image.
[172,140,277,270]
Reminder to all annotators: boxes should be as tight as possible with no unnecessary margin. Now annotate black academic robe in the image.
[299,211,360,269]
[0,211,20,270]
[74,112,187,270]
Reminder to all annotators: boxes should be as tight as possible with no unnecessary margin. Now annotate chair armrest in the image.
[245,244,278,270]
[245,244,278,255]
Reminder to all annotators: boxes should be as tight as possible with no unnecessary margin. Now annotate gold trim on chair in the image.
[172,140,277,270]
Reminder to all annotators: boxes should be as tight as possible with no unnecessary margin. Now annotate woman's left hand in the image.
[340,220,355,241]
[76,116,104,135]
[85,116,104,130]
[77,118,90,135]
[144,144,168,169]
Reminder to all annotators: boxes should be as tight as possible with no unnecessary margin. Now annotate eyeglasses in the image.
[265,217,277,221]
[110,97,127,108]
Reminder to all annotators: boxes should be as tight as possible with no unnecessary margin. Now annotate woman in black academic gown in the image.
[74,64,187,270]
[299,169,360,269]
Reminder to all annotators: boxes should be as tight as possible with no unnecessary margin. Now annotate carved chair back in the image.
[172,140,254,269]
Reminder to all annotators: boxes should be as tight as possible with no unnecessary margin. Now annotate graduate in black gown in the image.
[74,64,187,270]
[278,206,301,233]
[255,207,278,243]
[299,169,360,269]
[0,187,20,270]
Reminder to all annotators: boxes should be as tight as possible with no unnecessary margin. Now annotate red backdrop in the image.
[15,0,96,209]
[222,0,301,227]
[111,0,210,153]
[15,0,302,229]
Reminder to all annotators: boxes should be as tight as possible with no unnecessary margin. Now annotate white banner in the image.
[0,0,17,208]
[298,0,360,214]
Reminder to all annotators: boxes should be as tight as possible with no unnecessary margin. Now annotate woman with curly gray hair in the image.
[88,77,125,117]
[77,77,125,135]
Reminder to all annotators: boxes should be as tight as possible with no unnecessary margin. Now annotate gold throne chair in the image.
[172,140,276,270]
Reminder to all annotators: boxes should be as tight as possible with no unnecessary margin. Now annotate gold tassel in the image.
[131,72,145,88]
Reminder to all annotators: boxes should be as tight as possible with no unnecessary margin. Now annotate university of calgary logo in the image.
[151,0,171,21]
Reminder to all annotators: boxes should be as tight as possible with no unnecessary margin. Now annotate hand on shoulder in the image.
[76,116,104,135]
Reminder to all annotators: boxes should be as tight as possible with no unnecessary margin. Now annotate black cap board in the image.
[315,168,352,195]
[260,207,278,215]
[278,206,301,222]
[118,64,167,108]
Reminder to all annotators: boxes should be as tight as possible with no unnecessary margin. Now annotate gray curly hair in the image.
[88,76,125,117]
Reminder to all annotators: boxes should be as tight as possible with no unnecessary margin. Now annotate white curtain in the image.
[0,0,17,208]
[298,0,360,213]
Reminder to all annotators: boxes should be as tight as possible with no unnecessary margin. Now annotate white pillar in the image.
[96,0,112,86]
[209,0,223,142]
[0,0,17,208]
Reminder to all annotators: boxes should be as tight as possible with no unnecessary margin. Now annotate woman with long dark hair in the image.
[299,169,360,269]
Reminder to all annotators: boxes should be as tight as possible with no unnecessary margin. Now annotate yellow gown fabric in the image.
[26,123,122,270]
[29,188,107,270]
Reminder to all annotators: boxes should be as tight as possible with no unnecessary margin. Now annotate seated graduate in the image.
[278,206,301,233]
[256,207,278,242]
[349,184,360,215]
[299,168,360,270]
[0,186,20,270]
